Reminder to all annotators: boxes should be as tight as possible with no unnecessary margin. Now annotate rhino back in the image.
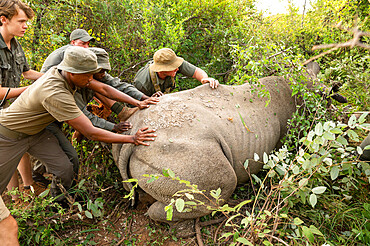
[115,76,296,186]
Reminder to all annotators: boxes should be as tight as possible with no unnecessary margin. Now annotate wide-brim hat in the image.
[88,47,111,71]
[57,46,101,74]
[70,29,95,42]
[149,48,184,72]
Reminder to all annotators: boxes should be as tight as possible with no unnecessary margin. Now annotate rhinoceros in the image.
[112,75,302,229]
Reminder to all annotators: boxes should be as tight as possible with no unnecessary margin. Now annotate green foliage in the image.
[12,0,370,244]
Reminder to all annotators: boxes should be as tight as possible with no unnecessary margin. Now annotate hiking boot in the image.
[117,107,139,122]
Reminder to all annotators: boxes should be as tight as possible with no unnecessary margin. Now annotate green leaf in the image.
[165,205,173,221]
[294,217,304,225]
[348,114,357,128]
[309,194,317,208]
[336,136,348,146]
[254,153,259,161]
[85,211,93,219]
[168,169,175,178]
[309,225,324,236]
[330,166,339,180]
[175,199,185,212]
[358,112,369,124]
[147,176,156,183]
[299,178,308,187]
[244,159,249,169]
[236,237,253,245]
[357,146,363,155]
[312,186,326,194]
[234,199,252,212]
[365,145,370,150]
[330,128,343,134]
[302,226,315,242]
[347,130,359,142]
[184,193,194,200]
[314,122,323,136]
[263,152,268,164]
[323,132,335,140]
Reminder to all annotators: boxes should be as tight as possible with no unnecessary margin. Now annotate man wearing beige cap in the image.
[40,28,95,73]
[0,46,156,245]
[134,48,219,97]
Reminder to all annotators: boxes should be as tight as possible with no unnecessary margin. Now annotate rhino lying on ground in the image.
[112,76,300,229]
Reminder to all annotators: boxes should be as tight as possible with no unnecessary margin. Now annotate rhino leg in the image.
[129,140,238,222]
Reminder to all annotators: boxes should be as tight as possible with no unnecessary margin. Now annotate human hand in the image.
[137,97,159,109]
[201,77,219,89]
[133,127,157,146]
[113,121,132,133]
[152,91,164,97]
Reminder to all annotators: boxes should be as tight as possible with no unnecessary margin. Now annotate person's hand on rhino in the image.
[151,91,164,97]
[112,121,132,133]
[137,97,159,109]
[201,77,219,89]
[133,127,156,146]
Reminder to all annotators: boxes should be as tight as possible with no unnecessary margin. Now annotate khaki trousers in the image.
[0,129,74,194]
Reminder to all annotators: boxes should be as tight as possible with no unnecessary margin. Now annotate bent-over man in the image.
[0,46,156,245]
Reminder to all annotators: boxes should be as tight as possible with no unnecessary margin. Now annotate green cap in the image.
[57,46,100,74]
[70,29,95,42]
[88,47,111,71]
[149,48,184,72]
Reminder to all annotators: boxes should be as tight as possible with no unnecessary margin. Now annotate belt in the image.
[0,124,30,140]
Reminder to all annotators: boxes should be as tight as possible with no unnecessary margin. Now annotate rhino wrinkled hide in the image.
[112,76,298,227]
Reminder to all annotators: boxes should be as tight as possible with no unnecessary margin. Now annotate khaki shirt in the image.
[0,33,30,88]
[0,67,82,135]
[40,44,71,73]
[133,60,197,96]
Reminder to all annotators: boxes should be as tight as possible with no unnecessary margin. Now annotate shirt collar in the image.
[0,33,18,50]
[50,67,78,95]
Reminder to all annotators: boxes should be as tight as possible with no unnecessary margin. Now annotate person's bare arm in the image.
[66,114,156,145]
[0,86,28,99]
[192,68,219,89]
[87,79,158,109]
[22,70,44,81]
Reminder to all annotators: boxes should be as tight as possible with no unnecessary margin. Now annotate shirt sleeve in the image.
[81,107,115,131]
[42,91,82,122]
[102,73,144,100]
[41,50,64,73]
[133,64,155,96]
[178,60,197,77]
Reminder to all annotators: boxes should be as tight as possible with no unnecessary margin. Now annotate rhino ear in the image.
[331,93,347,103]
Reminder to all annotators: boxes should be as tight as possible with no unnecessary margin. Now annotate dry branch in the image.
[303,23,370,65]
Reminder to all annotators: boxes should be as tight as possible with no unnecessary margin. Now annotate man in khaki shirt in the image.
[0,46,156,245]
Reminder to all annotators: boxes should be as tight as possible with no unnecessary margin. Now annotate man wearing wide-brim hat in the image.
[134,48,219,97]
[0,46,156,244]
[41,28,95,73]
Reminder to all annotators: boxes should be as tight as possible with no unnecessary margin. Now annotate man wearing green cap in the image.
[40,28,95,73]
[0,46,156,244]
[134,48,219,97]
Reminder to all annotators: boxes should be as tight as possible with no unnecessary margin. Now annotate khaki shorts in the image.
[0,196,10,222]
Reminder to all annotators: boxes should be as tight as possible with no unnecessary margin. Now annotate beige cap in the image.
[149,48,184,72]
[88,47,111,71]
[57,46,100,74]
[70,29,95,42]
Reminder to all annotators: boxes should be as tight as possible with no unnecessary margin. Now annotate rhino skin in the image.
[112,76,299,224]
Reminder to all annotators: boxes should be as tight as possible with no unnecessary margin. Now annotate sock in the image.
[111,102,124,114]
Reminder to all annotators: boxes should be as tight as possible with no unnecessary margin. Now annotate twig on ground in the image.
[199,216,226,227]
[213,218,227,244]
[195,217,204,246]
